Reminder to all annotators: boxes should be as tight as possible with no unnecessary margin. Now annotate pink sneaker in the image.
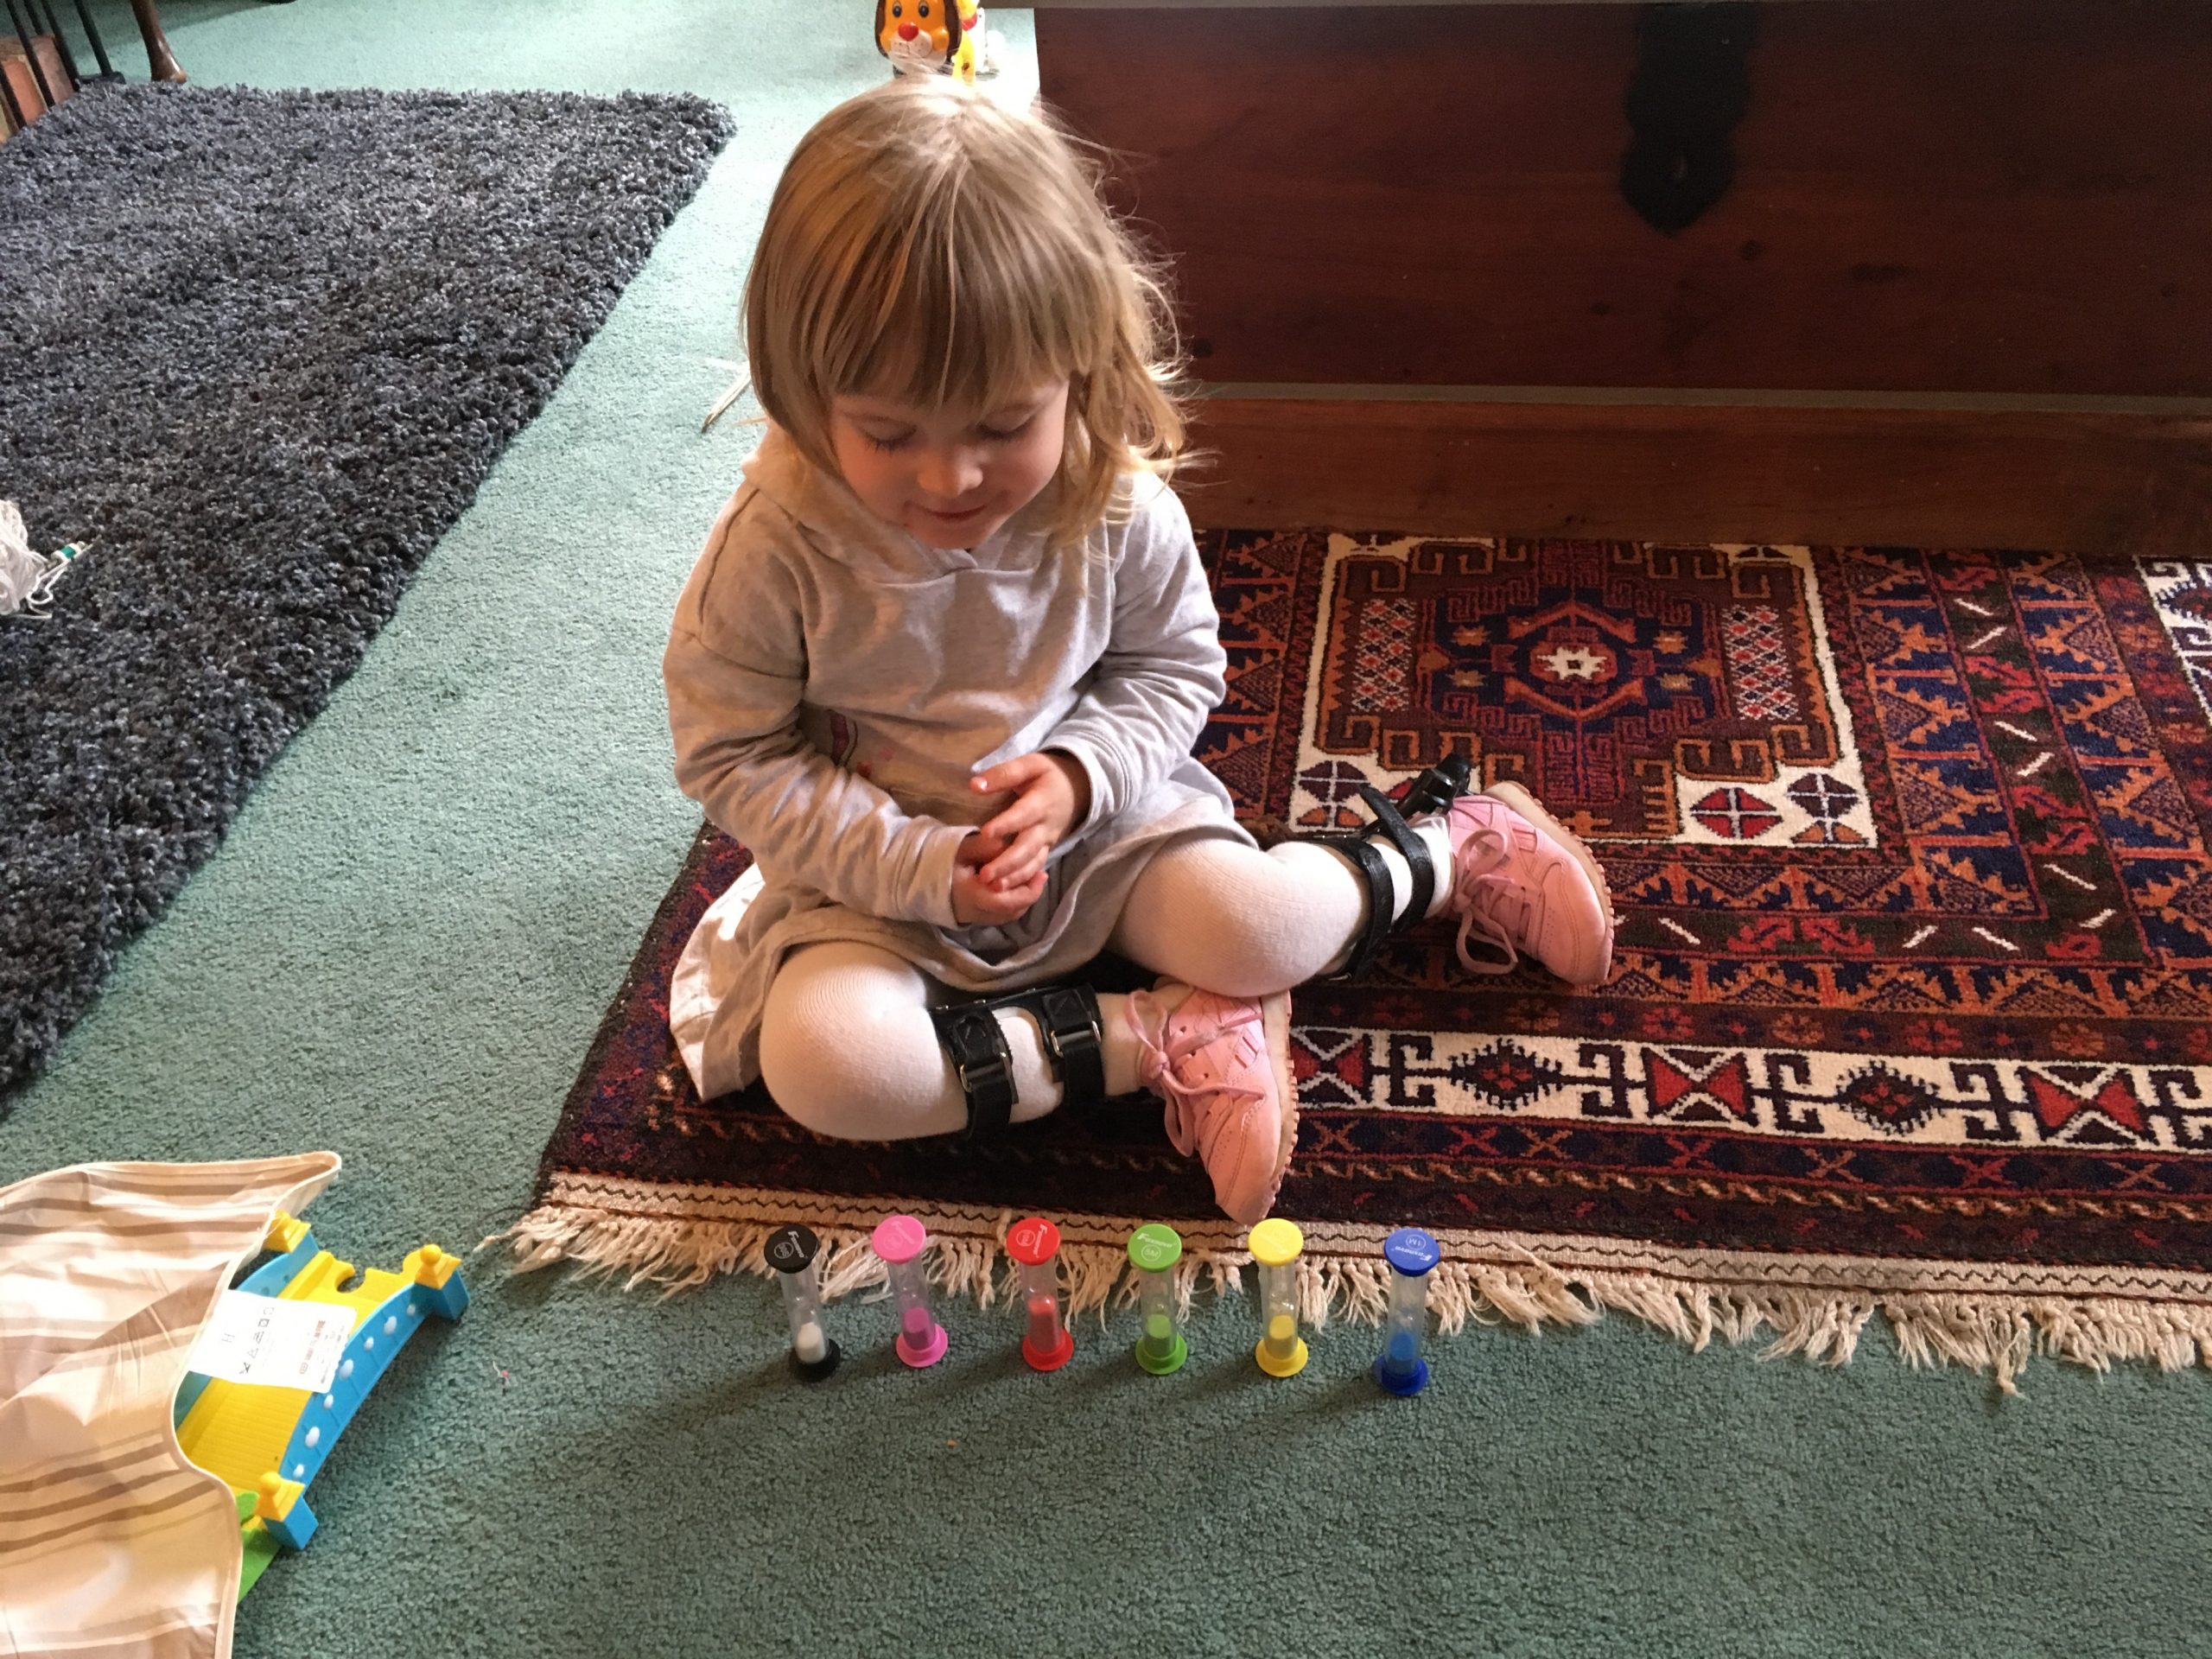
[1127,983,1296,1225]
[1440,782,1616,988]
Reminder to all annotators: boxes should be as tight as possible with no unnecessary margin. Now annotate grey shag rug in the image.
[0,84,733,1102]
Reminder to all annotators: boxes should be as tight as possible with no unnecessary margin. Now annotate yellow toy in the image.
[173,1214,469,1597]
[875,0,989,83]
[1249,1218,1311,1378]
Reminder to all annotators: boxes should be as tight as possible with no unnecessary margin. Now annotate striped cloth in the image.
[1,1154,340,1659]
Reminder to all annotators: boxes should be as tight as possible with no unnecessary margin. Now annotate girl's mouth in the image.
[917,501,989,525]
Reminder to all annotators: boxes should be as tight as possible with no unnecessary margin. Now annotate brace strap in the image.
[931,982,1108,1138]
[1296,753,1471,980]
[1319,833,1396,981]
[1355,782,1437,929]
[1400,751,1472,820]
[1024,983,1108,1105]
[931,1004,1017,1139]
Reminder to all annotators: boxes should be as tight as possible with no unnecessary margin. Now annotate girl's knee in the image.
[758,953,955,1140]
[760,997,905,1138]
[757,1009,861,1139]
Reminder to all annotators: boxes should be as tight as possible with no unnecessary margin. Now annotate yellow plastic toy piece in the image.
[178,1252,363,1498]
[1248,1218,1311,1378]
[950,10,978,83]
[264,1211,312,1255]
[179,1249,411,1496]
[405,1244,461,1290]
[179,1230,467,1596]
[254,1473,304,1522]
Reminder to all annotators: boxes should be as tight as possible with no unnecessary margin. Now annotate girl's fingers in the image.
[981,797,1038,844]
[973,753,1046,798]
[982,824,1050,888]
[953,858,1047,925]
[957,829,1008,868]
[983,772,1065,842]
[978,882,1042,925]
[986,847,1040,885]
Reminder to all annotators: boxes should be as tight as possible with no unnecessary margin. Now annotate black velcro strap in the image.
[931,1004,1017,1139]
[1357,783,1436,929]
[1032,984,1106,1105]
[1323,833,1395,980]
[1400,752,1472,820]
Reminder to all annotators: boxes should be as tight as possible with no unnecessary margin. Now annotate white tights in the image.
[756,830,1449,1141]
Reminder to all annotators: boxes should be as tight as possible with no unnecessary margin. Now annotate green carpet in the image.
[8,5,2209,1655]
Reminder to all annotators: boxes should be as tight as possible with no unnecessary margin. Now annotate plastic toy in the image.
[872,1214,949,1368]
[173,1212,468,1597]
[954,0,994,79]
[1248,1218,1309,1378]
[1372,1228,1441,1395]
[1126,1224,1187,1375]
[766,1224,842,1382]
[1006,1216,1074,1371]
[875,0,975,83]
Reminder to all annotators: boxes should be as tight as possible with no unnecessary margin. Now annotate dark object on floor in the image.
[0,84,733,1100]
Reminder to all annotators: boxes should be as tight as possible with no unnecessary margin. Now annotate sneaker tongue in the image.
[1147,978,1198,1020]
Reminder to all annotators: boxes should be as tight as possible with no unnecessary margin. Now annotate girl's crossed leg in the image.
[757,838,1375,1141]
[756,782,1616,1223]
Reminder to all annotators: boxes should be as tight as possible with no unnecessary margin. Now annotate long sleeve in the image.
[664,503,969,928]
[1044,484,1227,830]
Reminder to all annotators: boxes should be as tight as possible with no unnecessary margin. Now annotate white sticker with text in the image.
[187,1290,354,1393]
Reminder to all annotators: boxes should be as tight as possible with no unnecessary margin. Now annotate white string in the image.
[0,499,87,622]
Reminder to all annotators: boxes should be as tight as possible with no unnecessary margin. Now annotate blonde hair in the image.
[743,77,1187,545]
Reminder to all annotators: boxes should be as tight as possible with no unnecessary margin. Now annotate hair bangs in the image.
[836,182,1097,423]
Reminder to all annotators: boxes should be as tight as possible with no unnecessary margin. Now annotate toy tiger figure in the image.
[874,0,990,82]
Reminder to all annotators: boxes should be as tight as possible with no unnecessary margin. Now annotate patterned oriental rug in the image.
[501,534,2212,1388]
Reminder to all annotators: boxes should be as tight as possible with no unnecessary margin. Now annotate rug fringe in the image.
[486,1201,2212,1390]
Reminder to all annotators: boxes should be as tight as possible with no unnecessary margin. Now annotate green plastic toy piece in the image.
[1127,1224,1188,1375]
[1127,1224,1182,1274]
[235,1492,283,1598]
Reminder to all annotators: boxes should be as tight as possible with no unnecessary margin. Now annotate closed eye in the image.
[978,416,1035,443]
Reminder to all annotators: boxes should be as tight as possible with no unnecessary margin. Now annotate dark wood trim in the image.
[1179,397,2212,554]
[1040,0,2212,397]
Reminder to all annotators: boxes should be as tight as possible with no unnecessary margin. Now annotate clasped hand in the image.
[949,751,1090,927]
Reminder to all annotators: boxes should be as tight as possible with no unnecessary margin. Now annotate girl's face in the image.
[828,379,1070,550]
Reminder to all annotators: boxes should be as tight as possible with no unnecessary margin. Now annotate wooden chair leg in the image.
[129,0,181,82]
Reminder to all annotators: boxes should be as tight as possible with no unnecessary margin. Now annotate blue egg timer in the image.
[1372,1227,1441,1395]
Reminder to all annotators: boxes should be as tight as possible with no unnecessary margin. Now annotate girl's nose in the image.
[916,446,984,501]
[898,21,918,38]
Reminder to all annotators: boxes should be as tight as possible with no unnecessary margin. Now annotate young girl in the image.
[664,76,1614,1225]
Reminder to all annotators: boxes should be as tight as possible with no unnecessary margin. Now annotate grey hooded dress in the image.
[661,427,1254,1099]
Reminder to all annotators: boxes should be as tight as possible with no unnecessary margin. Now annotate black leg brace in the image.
[929,982,1107,1138]
[1296,752,1473,979]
